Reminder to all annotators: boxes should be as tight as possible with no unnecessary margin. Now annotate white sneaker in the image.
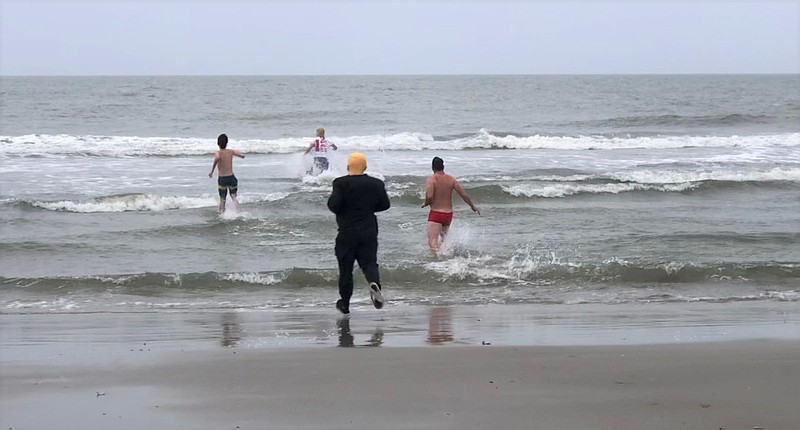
[369,282,384,309]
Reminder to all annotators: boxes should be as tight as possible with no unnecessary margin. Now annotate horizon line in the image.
[2,72,799,78]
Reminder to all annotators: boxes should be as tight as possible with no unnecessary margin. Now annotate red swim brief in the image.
[428,210,453,226]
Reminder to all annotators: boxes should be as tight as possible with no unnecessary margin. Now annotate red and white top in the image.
[312,138,336,157]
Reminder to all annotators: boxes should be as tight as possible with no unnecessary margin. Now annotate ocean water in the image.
[1,75,798,316]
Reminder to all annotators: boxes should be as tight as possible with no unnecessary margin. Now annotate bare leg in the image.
[440,225,450,247]
[230,193,239,212]
[427,221,442,254]
[218,196,226,213]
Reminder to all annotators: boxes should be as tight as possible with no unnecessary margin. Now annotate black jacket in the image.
[327,174,391,234]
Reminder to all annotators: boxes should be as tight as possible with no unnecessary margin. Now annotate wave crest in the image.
[2,131,798,157]
[26,192,289,213]
[3,260,797,293]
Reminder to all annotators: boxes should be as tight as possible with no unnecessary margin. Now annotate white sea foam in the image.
[220,209,246,220]
[759,290,800,301]
[31,192,289,213]
[5,297,79,311]
[300,170,340,184]
[425,255,505,281]
[2,131,798,157]
[611,166,800,184]
[238,192,291,204]
[494,166,800,198]
[501,182,697,198]
[449,130,800,151]
[32,194,213,212]
[461,174,595,183]
[424,244,576,282]
[220,272,282,285]
[85,274,143,284]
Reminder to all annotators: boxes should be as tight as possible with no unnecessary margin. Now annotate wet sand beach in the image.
[2,304,799,430]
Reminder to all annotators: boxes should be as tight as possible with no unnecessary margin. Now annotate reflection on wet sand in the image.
[427,306,453,345]
[337,318,354,347]
[221,313,241,348]
[337,318,384,348]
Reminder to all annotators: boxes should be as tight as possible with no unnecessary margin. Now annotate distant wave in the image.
[390,167,800,201]
[582,113,772,129]
[22,192,289,213]
[1,131,798,157]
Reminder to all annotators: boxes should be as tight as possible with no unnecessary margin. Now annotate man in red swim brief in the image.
[421,157,480,254]
[427,209,453,226]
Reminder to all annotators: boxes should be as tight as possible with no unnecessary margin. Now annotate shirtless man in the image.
[421,157,480,254]
[208,133,245,213]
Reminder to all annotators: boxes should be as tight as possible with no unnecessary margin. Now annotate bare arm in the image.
[303,142,314,155]
[208,153,220,178]
[233,150,245,159]
[421,176,434,208]
[454,181,480,215]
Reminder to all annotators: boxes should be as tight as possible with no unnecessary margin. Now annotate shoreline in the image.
[2,301,798,361]
[3,302,799,429]
[3,340,799,430]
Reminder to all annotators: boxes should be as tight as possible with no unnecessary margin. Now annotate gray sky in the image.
[1,1,798,75]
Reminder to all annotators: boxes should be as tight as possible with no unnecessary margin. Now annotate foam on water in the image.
[220,272,282,285]
[29,192,290,213]
[501,182,697,198]
[300,169,341,184]
[219,209,246,220]
[2,131,798,157]
[611,166,800,184]
[32,194,214,212]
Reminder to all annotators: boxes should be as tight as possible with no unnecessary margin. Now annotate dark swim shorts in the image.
[428,210,453,226]
[313,157,329,172]
[217,175,238,198]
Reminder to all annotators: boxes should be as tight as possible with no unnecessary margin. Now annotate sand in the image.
[3,341,799,430]
[2,304,800,430]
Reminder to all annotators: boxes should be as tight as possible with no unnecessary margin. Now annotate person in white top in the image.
[303,127,338,174]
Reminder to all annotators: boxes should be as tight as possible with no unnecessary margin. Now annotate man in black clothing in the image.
[327,152,391,314]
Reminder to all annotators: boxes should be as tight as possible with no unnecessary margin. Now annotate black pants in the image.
[335,230,380,304]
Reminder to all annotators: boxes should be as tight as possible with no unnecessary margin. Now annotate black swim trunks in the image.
[217,175,238,198]
[313,157,329,172]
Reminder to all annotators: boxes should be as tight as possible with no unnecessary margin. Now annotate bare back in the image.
[214,149,237,176]
[422,168,479,254]
[425,172,459,212]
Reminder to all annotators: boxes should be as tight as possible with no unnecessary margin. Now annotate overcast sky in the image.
[1,1,798,75]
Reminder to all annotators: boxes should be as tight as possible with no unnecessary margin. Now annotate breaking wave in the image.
[2,261,797,294]
[1,131,798,157]
[22,192,290,213]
